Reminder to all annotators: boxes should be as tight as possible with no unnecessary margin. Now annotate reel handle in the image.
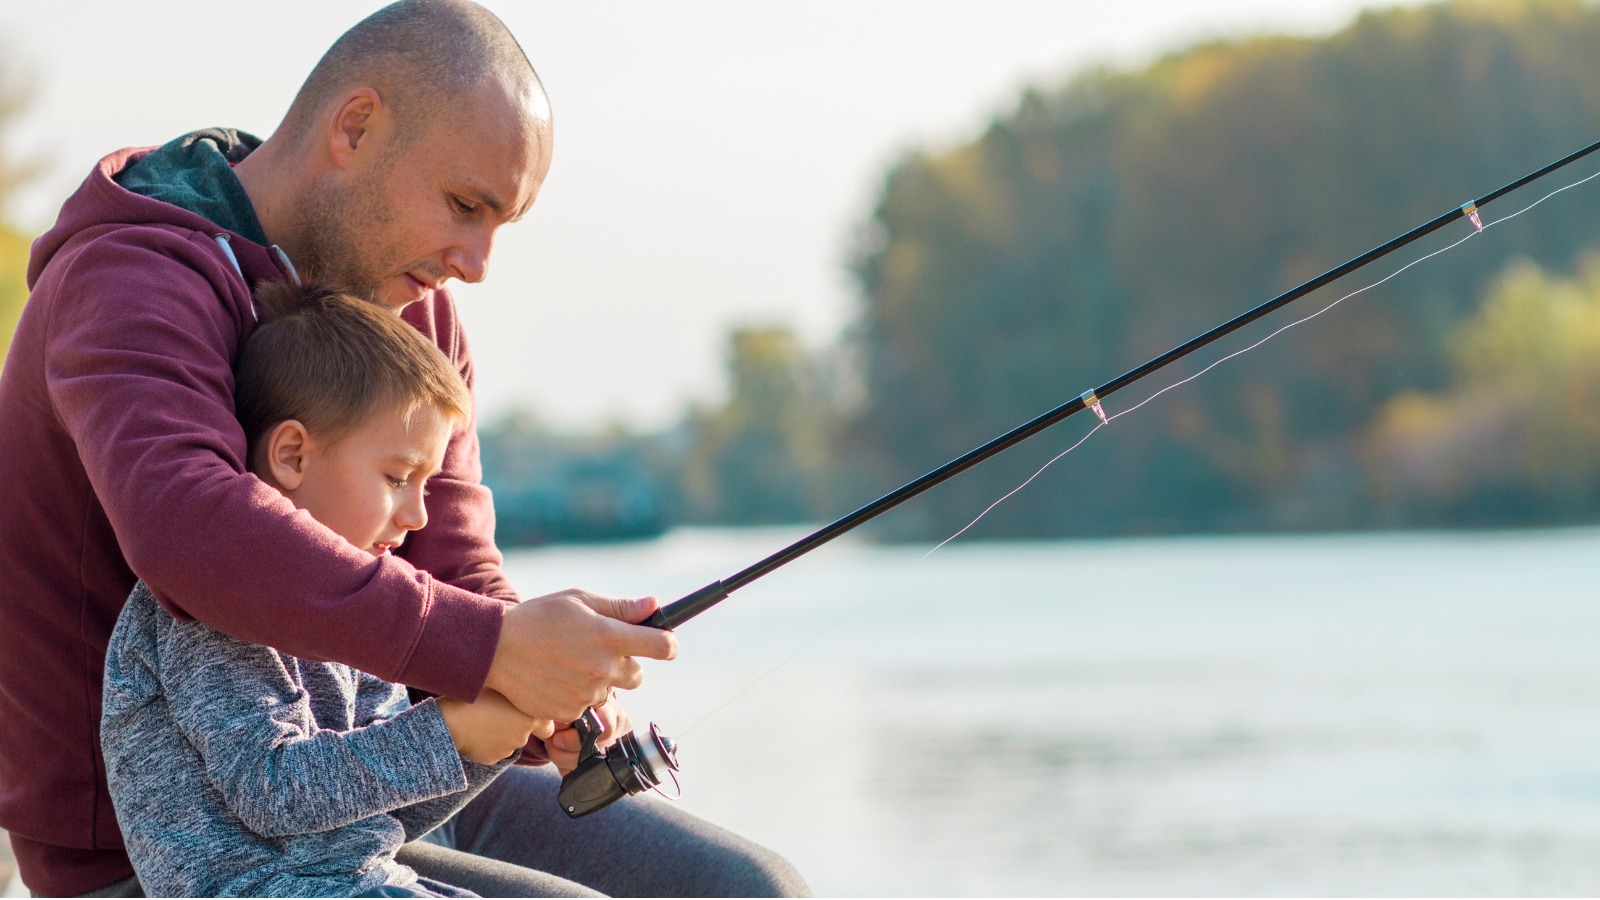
[556,707,618,817]
[556,707,680,818]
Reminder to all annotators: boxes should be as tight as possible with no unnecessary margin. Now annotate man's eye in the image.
[450,195,476,215]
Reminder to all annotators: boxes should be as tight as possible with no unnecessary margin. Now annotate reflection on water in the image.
[506,526,1600,896]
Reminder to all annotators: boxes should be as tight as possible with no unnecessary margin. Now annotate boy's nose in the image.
[396,491,429,532]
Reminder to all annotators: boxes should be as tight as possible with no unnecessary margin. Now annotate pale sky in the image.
[4,0,1418,430]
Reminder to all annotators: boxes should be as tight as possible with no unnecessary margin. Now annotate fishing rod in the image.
[557,135,1600,818]
[647,135,1600,629]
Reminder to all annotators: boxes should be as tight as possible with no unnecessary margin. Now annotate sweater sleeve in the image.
[159,616,472,839]
[355,671,516,841]
[391,756,516,842]
[44,229,503,700]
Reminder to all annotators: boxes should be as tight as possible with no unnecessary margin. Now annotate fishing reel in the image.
[557,706,680,818]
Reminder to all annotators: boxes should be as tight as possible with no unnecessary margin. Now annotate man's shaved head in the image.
[280,0,549,149]
[235,0,553,309]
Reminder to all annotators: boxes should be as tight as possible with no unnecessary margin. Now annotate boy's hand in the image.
[437,688,555,765]
[546,693,633,776]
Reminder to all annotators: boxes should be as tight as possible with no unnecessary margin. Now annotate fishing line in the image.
[671,159,1600,736]
[1106,162,1600,427]
[1483,164,1600,228]
[676,423,1109,737]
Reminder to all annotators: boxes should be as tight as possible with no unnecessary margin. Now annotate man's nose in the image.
[446,226,494,284]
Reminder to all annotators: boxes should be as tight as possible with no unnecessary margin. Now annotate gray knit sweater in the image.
[101,582,513,897]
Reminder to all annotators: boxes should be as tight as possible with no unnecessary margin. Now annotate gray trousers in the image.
[79,765,808,898]
[401,764,808,897]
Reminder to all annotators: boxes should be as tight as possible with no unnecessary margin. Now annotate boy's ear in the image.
[264,420,314,491]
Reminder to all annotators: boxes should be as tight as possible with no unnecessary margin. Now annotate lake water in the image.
[505,526,1600,897]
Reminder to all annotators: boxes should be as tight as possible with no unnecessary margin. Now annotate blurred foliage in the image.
[848,0,1600,538]
[0,51,36,365]
[0,225,24,364]
[1366,256,1600,523]
[479,411,674,545]
[482,325,862,543]
[676,327,853,524]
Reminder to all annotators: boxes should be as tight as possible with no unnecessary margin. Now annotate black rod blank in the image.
[643,136,1600,632]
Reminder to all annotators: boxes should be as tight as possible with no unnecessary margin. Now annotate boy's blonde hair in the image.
[235,281,472,453]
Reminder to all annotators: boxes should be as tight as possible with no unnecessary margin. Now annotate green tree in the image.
[680,327,847,524]
[1366,255,1600,523]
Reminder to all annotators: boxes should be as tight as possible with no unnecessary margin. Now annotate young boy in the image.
[100,281,547,897]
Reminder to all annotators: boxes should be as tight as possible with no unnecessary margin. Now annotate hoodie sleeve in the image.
[43,226,504,700]
[397,297,520,603]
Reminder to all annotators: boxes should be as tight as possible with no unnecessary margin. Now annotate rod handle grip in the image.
[643,581,729,630]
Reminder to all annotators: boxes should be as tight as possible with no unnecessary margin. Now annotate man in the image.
[0,1,807,896]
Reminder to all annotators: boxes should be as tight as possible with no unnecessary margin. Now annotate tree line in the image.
[842,0,1600,539]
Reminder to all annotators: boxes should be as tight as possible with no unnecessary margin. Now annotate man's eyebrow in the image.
[458,184,527,222]
[461,183,533,223]
[495,193,535,223]
[478,191,509,217]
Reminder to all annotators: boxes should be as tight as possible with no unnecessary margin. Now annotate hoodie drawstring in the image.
[214,234,303,324]
[211,234,253,323]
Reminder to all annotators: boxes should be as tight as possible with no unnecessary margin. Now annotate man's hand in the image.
[484,589,678,723]
[546,692,634,777]
[437,688,554,765]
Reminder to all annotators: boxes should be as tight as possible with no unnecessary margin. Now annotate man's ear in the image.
[264,420,315,492]
[326,87,388,168]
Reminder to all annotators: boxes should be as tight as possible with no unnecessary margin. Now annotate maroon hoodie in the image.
[0,145,522,895]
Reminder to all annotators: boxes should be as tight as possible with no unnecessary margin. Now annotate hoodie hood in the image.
[115,128,267,245]
[28,130,289,291]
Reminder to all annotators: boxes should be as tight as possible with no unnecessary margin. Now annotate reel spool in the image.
[557,708,680,818]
